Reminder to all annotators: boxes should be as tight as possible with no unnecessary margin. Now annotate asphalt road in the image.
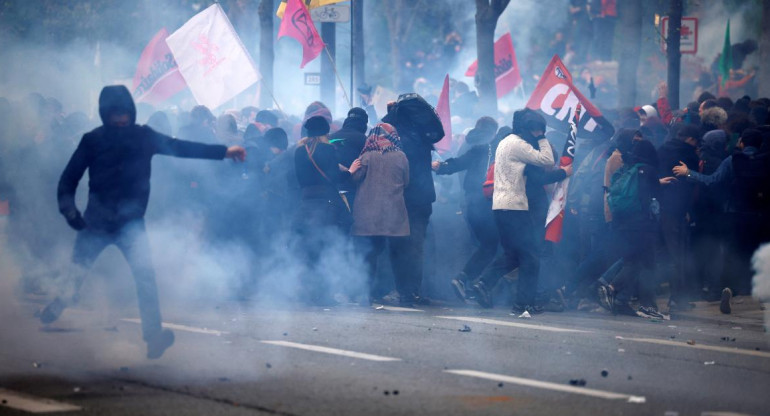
[1,296,769,416]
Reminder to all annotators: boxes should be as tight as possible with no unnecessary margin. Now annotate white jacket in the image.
[492,135,554,211]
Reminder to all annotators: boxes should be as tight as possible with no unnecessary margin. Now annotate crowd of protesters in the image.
[1,64,769,329]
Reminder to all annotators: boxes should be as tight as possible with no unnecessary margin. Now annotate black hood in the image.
[341,114,368,133]
[99,85,136,126]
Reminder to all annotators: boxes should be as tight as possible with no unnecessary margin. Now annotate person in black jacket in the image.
[329,107,369,210]
[597,139,663,319]
[40,85,246,359]
[294,116,361,305]
[432,117,498,300]
[381,94,444,306]
[657,123,701,310]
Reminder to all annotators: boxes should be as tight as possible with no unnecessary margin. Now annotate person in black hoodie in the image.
[657,123,700,310]
[381,93,444,306]
[432,117,498,300]
[40,86,246,359]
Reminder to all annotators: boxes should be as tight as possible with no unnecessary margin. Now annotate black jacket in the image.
[58,86,227,232]
[436,144,491,202]
[657,139,698,216]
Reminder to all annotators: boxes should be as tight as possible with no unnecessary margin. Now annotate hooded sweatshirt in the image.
[58,85,228,232]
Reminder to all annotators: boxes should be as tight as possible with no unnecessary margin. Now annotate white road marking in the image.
[261,340,401,362]
[0,388,81,413]
[372,304,424,312]
[436,316,592,333]
[615,336,770,359]
[121,319,228,336]
[445,370,645,403]
[701,412,757,416]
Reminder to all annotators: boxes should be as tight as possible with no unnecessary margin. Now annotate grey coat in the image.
[351,150,410,236]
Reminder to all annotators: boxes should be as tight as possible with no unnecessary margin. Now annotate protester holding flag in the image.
[475,109,554,315]
[39,85,247,359]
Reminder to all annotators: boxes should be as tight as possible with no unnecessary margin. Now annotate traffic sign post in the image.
[661,16,698,54]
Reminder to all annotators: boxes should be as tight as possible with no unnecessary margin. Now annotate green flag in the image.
[718,20,732,86]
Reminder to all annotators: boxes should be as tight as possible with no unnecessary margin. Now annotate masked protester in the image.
[40,85,246,359]
[477,109,554,315]
[350,123,409,304]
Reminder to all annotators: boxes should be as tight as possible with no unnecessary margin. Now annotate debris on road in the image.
[601,370,609,377]
[720,337,736,342]
[312,327,318,331]
[704,361,716,365]
[459,325,472,332]
[519,311,532,319]
[498,382,504,388]
[627,396,646,404]
[283,332,288,336]
[731,327,742,330]
[618,349,625,353]
[119,367,129,373]
[687,340,696,345]
[376,306,385,310]
[32,362,41,368]
[266,363,272,369]
[568,379,587,386]
[73,387,81,393]
[218,377,230,382]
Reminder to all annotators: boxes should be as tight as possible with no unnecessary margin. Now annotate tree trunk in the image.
[475,0,510,117]
[666,0,683,110]
[351,0,365,105]
[617,0,642,108]
[258,0,274,109]
[759,0,770,98]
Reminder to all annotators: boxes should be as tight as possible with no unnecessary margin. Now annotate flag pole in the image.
[324,46,352,109]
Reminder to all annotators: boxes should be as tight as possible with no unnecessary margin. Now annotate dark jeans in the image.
[62,220,162,341]
[660,212,691,301]
[568,219,616,298]
[390,204,431,299]
[479,210,540,306]
[461,198,499,280]
[610,228,657,307]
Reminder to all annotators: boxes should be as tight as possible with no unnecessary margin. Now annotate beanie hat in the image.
[264,127,288,151]
[304,115,330,137]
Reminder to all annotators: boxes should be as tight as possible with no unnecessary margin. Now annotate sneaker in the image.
[636,305,668,320]
[146,329,175,359]
[450,279,467,301]
[473,281,493,308]
[40,297,66,324]
[510,303,526,315]
[597,285,614,312]
[720,287,732,314]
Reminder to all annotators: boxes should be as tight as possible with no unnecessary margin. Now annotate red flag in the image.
[278,0,325,68]
[465,33,522,98]
[434,75,452,153]
[0,199,9,216]
[526,55,609,139]
[544,104,581,242]
[132,28,187,105]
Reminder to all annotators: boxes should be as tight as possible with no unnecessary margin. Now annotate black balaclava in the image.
[98,85,136,126]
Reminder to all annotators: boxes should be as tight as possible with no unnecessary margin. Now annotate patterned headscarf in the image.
[361,123,402,155]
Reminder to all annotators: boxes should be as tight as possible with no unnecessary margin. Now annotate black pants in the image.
[660,212,691,301]
[389,204,431,299]
[61,220,162,342]
[610,228,657,307]
[461,198,499,280]
[479,210,540,306]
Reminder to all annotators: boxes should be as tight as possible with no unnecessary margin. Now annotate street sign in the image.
[661,16,698,54]
[311,4,350,23]
[304,73,321,85]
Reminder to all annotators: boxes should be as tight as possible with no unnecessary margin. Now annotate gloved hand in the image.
[64,210,87,231]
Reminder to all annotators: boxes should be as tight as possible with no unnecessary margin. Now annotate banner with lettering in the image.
[166,4,261,109]
[525,55,611,139]
[465,33,522,98]
[132,28,187,105]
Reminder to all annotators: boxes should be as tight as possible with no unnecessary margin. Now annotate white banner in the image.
[166,4,260,110]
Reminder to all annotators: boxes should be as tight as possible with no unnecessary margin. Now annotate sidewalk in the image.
[667,296,768,331]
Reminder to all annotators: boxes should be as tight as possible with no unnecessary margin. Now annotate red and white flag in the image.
[278,0,325,68]
[166,4,261,110]
[132,28,187,105]
[526,55,609,140]
[465,32,522,99]
[434,74,452,153]
[544,104,581,242]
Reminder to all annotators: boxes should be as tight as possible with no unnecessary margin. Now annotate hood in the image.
[641,105,658,119]
[342,114,368,133]
[701,129,727,155]
[303,101,333,124]
[99,85,136,126]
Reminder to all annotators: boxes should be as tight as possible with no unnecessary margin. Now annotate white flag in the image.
[166,4,260,110]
